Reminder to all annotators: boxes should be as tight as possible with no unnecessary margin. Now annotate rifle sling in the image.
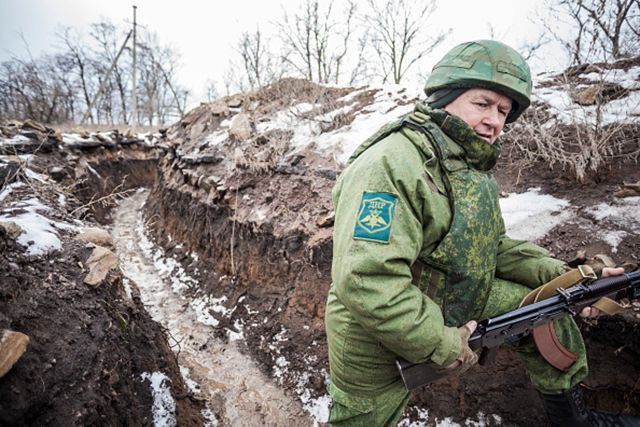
[519,269,583,371]
[519,266,624,371]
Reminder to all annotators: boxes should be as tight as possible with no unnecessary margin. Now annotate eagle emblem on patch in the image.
[353,192,397,243]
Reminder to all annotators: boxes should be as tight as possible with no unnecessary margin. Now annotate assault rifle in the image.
[396,269,640,390]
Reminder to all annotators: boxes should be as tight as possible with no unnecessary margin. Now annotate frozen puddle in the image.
[112,190,311,426]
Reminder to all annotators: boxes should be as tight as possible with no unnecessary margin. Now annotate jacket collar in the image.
[414,103,502,172]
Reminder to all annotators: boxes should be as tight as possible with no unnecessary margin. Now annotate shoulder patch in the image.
[353,191,397,243]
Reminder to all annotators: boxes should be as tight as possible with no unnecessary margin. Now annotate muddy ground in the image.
[141,78,640,425]
[1,72,639,426]
[0,131,205,426]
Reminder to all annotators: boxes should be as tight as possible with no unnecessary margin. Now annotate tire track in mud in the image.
[111,190,312,426]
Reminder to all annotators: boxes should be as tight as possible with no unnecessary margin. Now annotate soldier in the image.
[325,40,639,426]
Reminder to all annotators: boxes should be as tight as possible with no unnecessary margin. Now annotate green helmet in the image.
[425,40,532,123]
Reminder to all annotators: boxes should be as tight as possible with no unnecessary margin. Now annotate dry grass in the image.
[504,69,640,183]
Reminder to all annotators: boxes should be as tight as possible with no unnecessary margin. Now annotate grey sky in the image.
[0,0,566,103]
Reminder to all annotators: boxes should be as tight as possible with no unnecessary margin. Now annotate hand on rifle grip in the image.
[447,320,479,373]
[579,267,625,318]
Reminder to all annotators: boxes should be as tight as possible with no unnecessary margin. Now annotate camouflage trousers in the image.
[327,278,588,426]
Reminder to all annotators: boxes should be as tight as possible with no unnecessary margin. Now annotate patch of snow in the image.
[140,372,177,427]
[500,188,572,241]
[315,86,417,164]
[252,207,268,221]
[0,197,77,255]
[601,230,628,253]
[590,196,640,225]
[57,193,66,207]
[588,197,640,248]
[201,408,219,427]
[581,67,640,89]
[534,64,640,126]
[122,277,133,301]
[398,407,430,427]
[136,217,198,293]
[337,87,367,104]
[206,130,228,146]
[179,366,201,394]
[0,134,31,145]
[303,393,330,425]
[0,182,23,202]
[190,296,220,326]
[96,132,114,143]
[227,318,244,341]
[24,168,47,182]
[61,133,86,144]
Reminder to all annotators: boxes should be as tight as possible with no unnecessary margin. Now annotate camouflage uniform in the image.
[325,41,589,425]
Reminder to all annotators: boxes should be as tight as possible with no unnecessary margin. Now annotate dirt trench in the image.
[111,190,313,426]
[138,136,640,425]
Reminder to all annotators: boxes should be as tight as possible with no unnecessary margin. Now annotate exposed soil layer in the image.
[0,228,203,426]
[143,78,640,425]
[0,132,204,426]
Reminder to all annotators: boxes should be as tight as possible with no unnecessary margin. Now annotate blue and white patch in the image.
[353,192,397,243]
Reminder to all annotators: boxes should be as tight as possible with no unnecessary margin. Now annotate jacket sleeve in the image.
[495,231,568,289]
[332,136,460,366]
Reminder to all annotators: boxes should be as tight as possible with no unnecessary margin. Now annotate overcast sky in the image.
[0,0,568,104]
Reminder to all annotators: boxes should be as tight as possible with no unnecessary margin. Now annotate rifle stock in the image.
[397,270,640,391]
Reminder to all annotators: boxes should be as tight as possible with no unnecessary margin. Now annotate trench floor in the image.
[111,190,312,426]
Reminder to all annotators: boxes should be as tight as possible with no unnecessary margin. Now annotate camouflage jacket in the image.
[327,104,566,375]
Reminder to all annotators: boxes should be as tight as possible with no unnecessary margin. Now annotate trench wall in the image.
[140,148,640,425]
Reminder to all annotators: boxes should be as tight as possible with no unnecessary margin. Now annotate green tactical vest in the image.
[349,104,505,327]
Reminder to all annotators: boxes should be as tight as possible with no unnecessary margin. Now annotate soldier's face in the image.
[444,88,513,144]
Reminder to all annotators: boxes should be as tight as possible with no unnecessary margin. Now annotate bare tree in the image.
[1,20,188,125]
[544,0,640,64]
[237,27,282,90]
[90,20,130,123]
[136,32,188,125]
[0,52,73,123]
[519,33,551,62]
[58,27,96,123]
[278,0,362,84]
[205,80,220,102]
[364,0,448,84]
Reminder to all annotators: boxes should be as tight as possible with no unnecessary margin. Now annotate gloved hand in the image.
[447,320,479,374]
[579,266,625,318]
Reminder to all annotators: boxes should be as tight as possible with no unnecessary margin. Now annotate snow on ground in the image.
[0,182,24,202]
[533,63,640,126]
[113,191,310,426]
[500,188,571,241]
[61,133,86,145]
[0,134,31,145]
[252,84,421,166]
[535,86,640,125]
[140,371,177,427]
[500,189,639,254]
[132,201,236,331]
[118,187,634,425]
[316,87,417,164]
[588,196,640,253]
[0,196,78,255]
